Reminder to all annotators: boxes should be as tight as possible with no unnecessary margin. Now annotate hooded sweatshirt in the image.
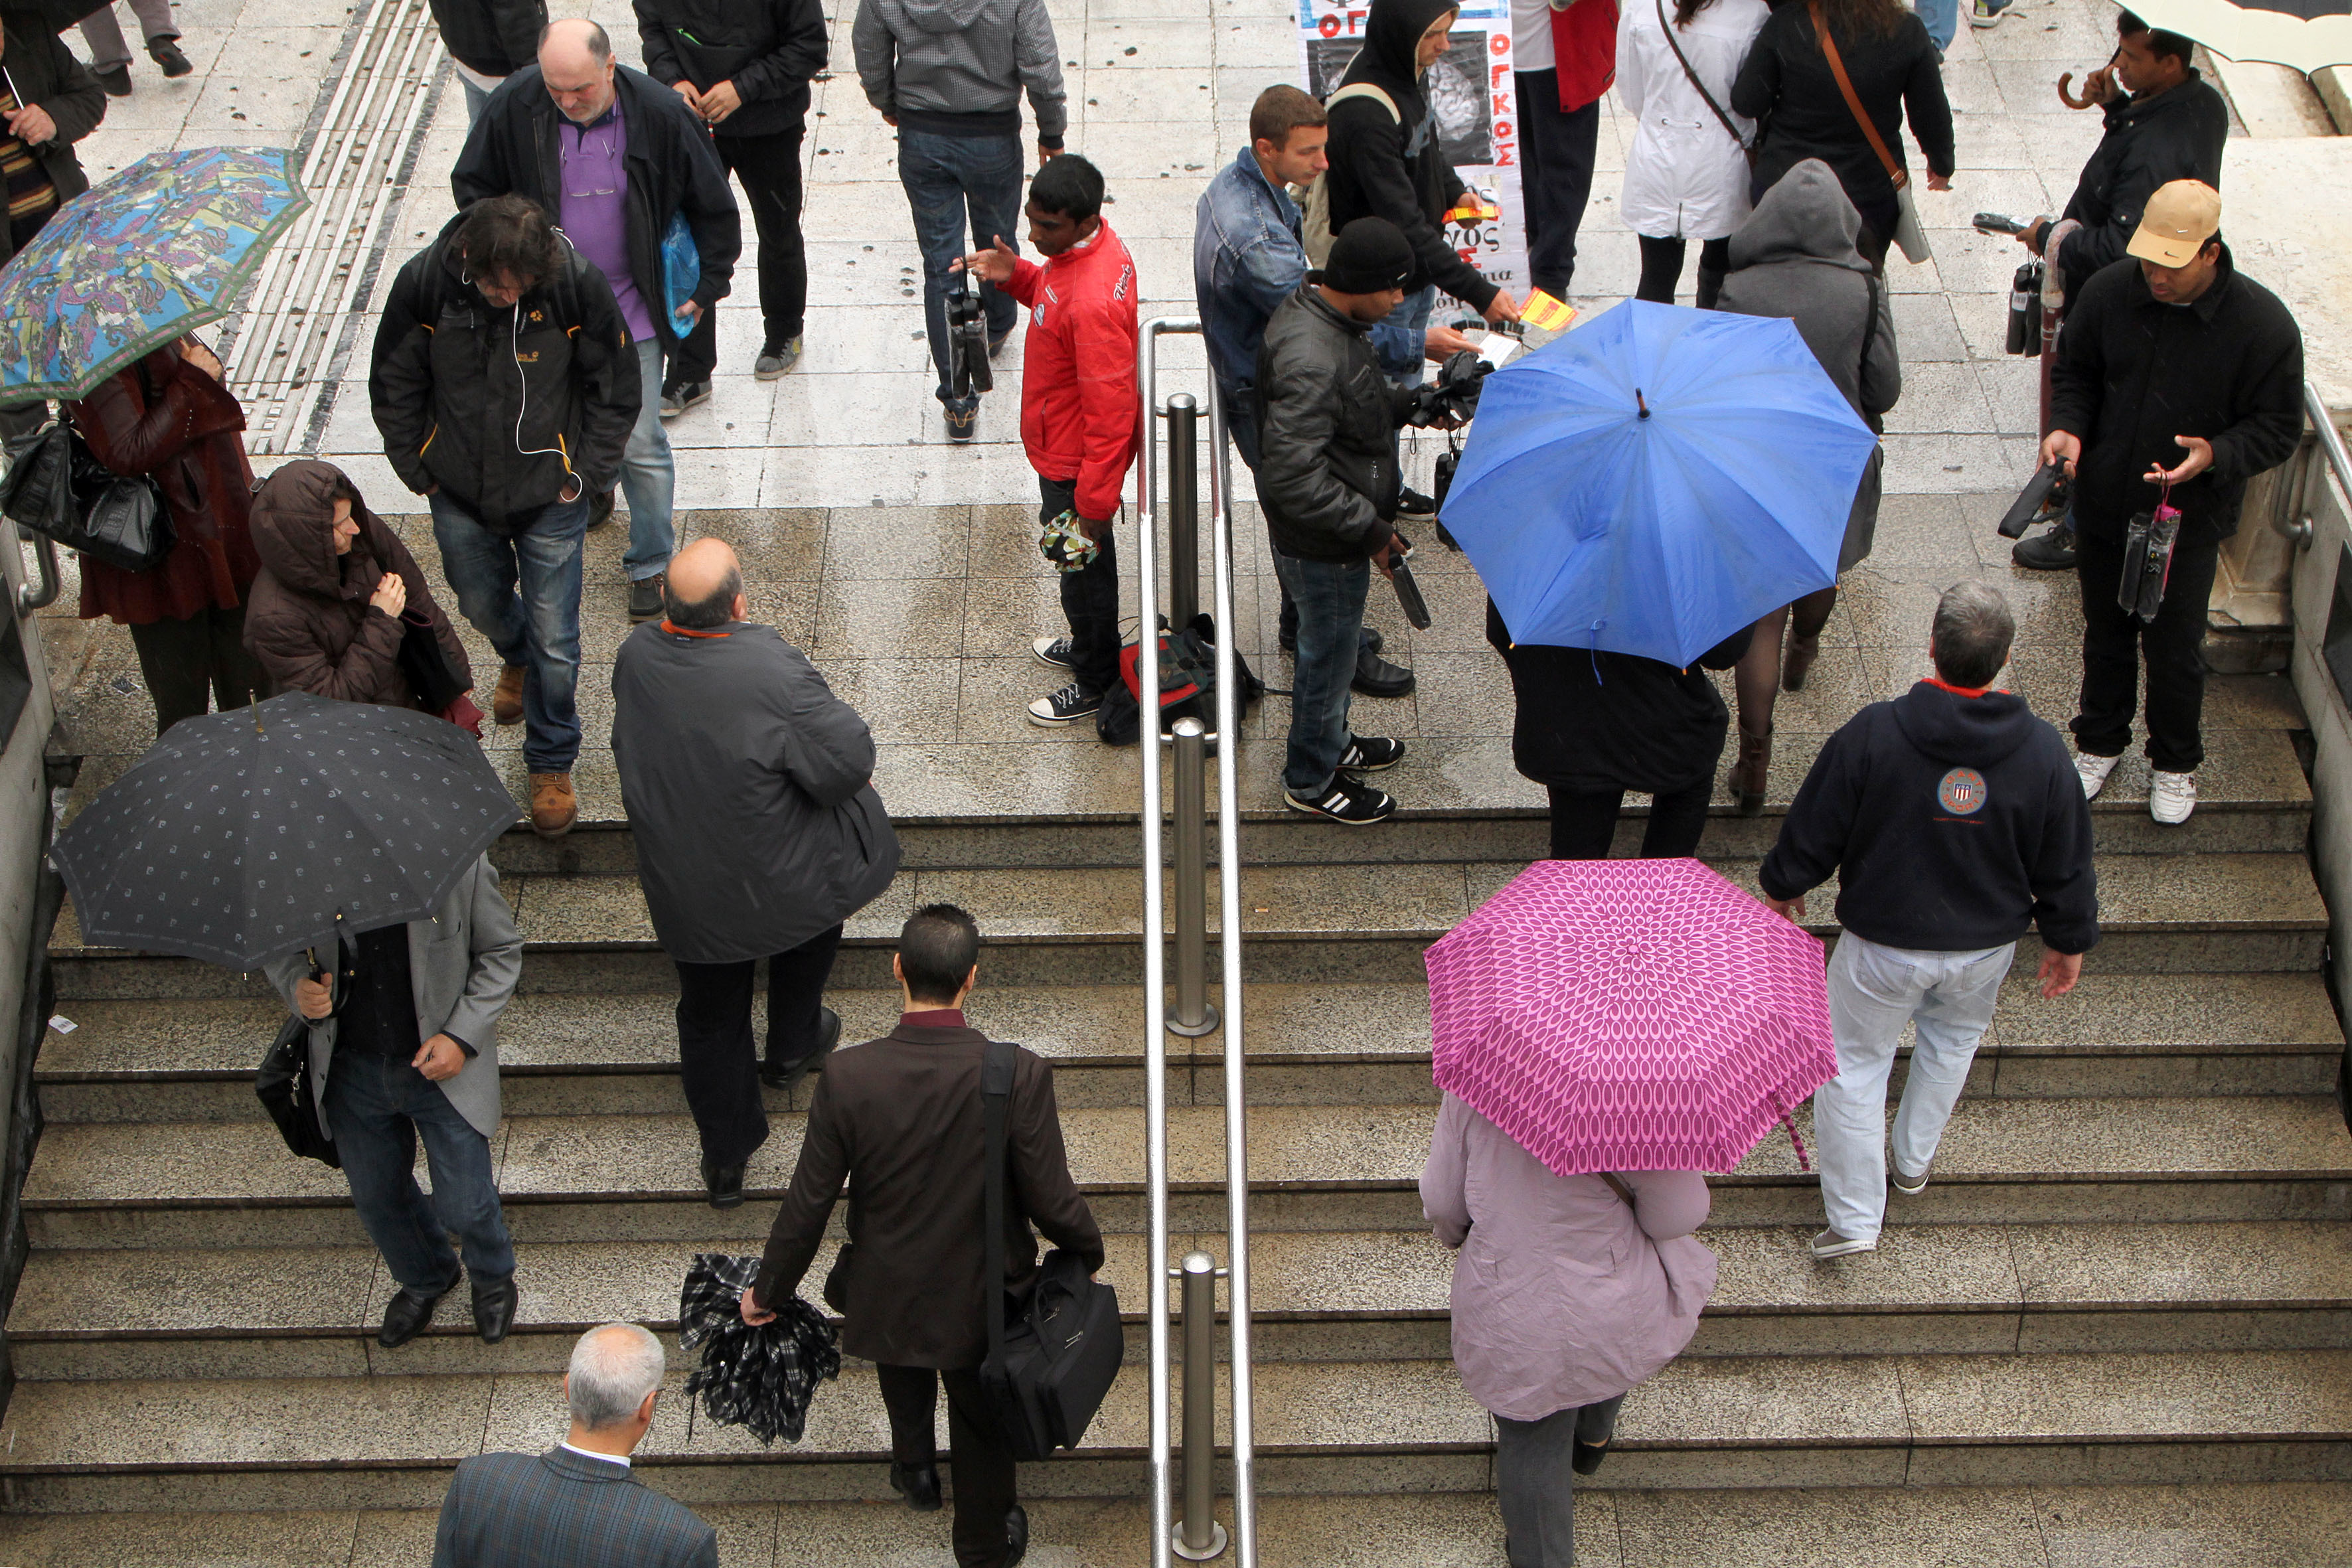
[1760,681,2099,956]
[852,0,1067,145]
[242,460,473,710]
[1324,0,1499,311]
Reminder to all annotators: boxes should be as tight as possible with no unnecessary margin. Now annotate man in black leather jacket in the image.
[1254,218,1424,825]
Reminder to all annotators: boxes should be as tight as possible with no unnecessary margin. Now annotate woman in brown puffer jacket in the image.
[243,459,473,714]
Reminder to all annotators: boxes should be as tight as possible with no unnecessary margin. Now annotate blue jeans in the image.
[459,74,491,124]
[1915,0,1958,49]
[623,337,675,581]
[431,490,587,772]
[1379,285,1437,388]
[326,1049,514,1295]
[898,129,1023,406]
[1273,550,1369,797]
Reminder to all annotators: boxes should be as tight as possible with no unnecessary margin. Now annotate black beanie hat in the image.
[1313,216,1415,295]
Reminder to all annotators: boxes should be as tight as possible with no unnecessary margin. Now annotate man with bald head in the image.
[611,539,902,1208]
[453,18,741,623]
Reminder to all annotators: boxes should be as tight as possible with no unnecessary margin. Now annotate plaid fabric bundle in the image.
[678,1252,841,1446]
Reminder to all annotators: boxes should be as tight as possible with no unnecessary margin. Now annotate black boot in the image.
[701,1156,746,1210]
[1005,1503,1030,1567]
[1351,645,1415,698]
[761,1006,841,1092]
[378,1284,447,1348]
[889,1460,942,1512]
[472,1274,519,1344]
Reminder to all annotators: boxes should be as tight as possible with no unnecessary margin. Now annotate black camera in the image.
[946,267,992,399]
[1406,350,1491,428]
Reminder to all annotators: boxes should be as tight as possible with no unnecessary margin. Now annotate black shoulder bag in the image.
[255,941,342,1167]
[1656,0,1757,170]
[0,418,174,573]
[977,1038,1123,1461]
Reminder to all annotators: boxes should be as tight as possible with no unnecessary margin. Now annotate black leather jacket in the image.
[1251,285,1418,563]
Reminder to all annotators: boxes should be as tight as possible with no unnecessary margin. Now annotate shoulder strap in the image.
[1808,1,1906,187]
[1656,0,1749,150]
[980,1039,1018,1361]
[1859,269,1881,378]
[1326,81,1399,121]
[1597,1171,1637,1206]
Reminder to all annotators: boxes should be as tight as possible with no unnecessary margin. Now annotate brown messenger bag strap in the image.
[1597,1170,1638,1207]
[1808,0,1907,190]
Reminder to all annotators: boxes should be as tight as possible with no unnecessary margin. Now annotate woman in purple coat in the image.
[1421,1093,1718,1567]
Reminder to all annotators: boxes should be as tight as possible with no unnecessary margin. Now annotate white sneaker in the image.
[2074,752,2119,800]
[2150,769,2197,824]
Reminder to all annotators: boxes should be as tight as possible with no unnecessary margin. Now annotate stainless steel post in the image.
[1168,717,1218,1038]
[1166,394,1200,627]
[1172,1251,1228,1561]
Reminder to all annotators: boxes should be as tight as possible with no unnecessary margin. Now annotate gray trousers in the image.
[1494,1394,1624,1568]
[79,0,178,70]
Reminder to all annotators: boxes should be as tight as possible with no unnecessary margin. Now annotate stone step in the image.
[30,971,2344,1126]
[25,1096,2352,1250]
[13,1221,2349,1381]
[45,850,2335,1002]
[4,1348,2348,1512]
[4,1482,2351,1565]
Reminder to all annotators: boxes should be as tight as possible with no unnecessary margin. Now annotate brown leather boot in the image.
[492,665,526,726]
[1782,633,1820,693]
[1730,724,1772,817]
[528,771,577,837]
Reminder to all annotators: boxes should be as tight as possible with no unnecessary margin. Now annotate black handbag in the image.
[0,418,174,572]
[976,1039,1123,1461]
[396,607,469,712]
[256,1011,341,1168]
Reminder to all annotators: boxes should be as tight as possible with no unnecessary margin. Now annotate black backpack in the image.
[975,1040,1122,1460]
[1096,613,1263,747]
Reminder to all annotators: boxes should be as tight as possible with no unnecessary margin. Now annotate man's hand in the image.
[1425,325,1478,362]
[671,79,704,114]
[4,104,56,146]
[2040,429,2083,479]
[295,975,333,1020]
[2017,217,2050,256]
[1370,536,1399,580]
[740,1287,777,1326]
[412,1033,467,1081]
[1076,514,1109,543]
[179,340,224,382]
[368,572,408,617]
[2038,949,2082,999]
[558,475,583,503]
[1481,291,1522,328]
[700,80,743,123]
[674,299,704,327]
[958,235,1018,287]
[882,112,899,127]
[421,482,439,496]
[1764,893,1806,924]
[1038,143,1059,166]
[2146,434,2213,487]
[1924,171,1952,193]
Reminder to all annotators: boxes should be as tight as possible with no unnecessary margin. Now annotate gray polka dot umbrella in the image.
[52,692,523,970]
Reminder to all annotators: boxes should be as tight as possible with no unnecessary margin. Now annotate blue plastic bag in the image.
[661,211,698,329]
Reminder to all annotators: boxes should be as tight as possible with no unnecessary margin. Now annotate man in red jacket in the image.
[962,155,1140,727]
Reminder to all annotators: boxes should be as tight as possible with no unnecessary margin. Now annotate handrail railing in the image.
[2280,382,2352,554]
[1135,315,1255,1567]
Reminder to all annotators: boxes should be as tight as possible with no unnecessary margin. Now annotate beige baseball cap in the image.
[2126,180,2222,268]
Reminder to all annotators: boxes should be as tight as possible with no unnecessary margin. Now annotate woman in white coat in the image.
[1616,0,1770,307]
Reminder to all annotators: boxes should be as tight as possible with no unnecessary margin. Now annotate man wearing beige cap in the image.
[2044,179,2303,825]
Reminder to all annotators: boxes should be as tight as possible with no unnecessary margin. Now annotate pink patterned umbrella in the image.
[1426,858,1836,1176]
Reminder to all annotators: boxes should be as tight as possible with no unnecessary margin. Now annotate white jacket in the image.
[1616,0,1770,240]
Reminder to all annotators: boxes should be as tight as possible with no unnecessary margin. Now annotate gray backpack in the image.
[1294,82,1399,268]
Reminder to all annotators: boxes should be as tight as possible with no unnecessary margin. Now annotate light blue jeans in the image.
[1915,0,1959,51]
[623,337,676,582]
[1814,931,2015,1243]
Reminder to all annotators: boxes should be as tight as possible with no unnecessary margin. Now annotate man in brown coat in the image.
[741,903,1101,1568]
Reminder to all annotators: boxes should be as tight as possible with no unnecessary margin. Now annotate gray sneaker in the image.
[1809,1228,1877,1259]
[755,338,801,380]
[1891,1164,1930,1195]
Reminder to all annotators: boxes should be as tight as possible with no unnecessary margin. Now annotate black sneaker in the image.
[754,338,801,380]
[1336,734,1405,771]
[2011,525,2077,571]
[1032,635,1075,668]
[945,402,977,443]
[95,64,132,96]
[1285,774,1396,824]
[659,380,710,418]
[1027,681,1102,726]
[1397,487,1439,520]
[147,37,192,76]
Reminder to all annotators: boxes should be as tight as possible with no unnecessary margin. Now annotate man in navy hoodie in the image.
[1759,582,2098,1260]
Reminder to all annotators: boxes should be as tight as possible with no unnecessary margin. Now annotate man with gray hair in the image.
[431,1323,718,1566]
[1758,582,2100,1260]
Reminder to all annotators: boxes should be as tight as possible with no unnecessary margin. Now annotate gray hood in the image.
[903,0,996,33]
[1728,159,1871,275]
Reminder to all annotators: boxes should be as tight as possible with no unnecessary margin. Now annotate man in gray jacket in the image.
[267,856,524,1348]
[854,0,1065,441]
[611,538,902,1209]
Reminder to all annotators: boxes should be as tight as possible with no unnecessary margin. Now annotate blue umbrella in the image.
[1445,299,1877,668]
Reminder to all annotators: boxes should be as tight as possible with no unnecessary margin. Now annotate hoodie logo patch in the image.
[1937,767,1988,816]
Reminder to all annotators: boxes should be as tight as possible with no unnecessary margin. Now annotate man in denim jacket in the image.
[1193,84,1465,694]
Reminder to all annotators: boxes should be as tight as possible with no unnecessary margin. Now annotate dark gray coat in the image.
[611,620,900,965]
[1717,159,1899,572]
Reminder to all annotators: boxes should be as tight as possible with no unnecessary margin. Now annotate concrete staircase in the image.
[4,677,2351,1564]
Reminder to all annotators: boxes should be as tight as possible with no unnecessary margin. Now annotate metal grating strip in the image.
[226,0,445,456]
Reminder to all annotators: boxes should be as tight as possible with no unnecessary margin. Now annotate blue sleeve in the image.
[1231,234,1306,322]
[1369,316,1420,377]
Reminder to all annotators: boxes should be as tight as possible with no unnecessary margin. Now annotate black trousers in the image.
[876,1363,1021,1568]
[1634,234,1731,307]
[1041,475,1121,698]
[1514,71,1602,299]
[672,923,842,1164]
[671,127,809,382]
[127,605,269,736]
[1546,778,1714,860]
[2073,528,2219,774]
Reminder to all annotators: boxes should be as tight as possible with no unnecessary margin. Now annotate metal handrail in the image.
[2280,383,2352,553]
[1135,315,1256,1568]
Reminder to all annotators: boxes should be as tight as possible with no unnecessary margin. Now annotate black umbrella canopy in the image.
[52,692,522,970]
